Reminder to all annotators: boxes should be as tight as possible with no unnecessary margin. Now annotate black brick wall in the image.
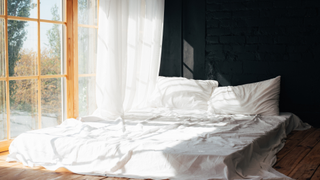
[205,0,320,126]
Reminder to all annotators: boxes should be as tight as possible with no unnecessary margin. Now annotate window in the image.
[78,0,98,117]
[0,0,98,151]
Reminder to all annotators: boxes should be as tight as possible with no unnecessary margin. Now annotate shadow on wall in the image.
[183,40,194,79]
[182,0,206,80]
[160,0,205,80]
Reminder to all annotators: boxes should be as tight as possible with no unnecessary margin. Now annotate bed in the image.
[6,76,310,180]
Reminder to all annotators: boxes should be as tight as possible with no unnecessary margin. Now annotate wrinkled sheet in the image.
[7,109,310,180]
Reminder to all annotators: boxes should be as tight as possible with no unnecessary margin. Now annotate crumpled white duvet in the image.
[7,110,310,180]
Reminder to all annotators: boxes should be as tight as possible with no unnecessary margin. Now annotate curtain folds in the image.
[94,0,165,120]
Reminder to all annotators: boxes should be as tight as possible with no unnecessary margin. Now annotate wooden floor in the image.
[0,128,319,180]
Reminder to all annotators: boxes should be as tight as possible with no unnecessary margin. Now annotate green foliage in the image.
[7,0,35,112]
[7,0,32,76]
[7,0,31,17]
[9,3,63,123]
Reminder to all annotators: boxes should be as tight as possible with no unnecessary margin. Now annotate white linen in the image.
[95,0,164,119]
[7,110,310,180]
[208,76,281,116]
[149,76,219,110]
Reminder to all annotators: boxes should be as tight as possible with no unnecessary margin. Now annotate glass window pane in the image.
[0,81,6,141]
[79,76,96,117]
[0,0,4,15]
[40,0,64,21]
[41,22,65,75]
[8,20,38,77]
[8,0,38,19]
[41,77,66,128]
[78,0,98,25]
[78,27,97,74]
[10,79,38,138]
[0,18,5,77]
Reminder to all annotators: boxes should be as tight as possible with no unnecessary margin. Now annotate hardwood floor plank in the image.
[8,169,65,180]
[0,167,29,179]
[52,173,87,180]
[287,127,316,141]
[311,165,320,180]
[77,175,109,180]
[277,128,316,161]
[0,151,9,160]
[0,161,20,167]
[34,171,77,180]
[273,128,320,175]
[289,140,320,179]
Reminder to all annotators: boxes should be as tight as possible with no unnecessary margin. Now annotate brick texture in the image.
[205,0,320,126]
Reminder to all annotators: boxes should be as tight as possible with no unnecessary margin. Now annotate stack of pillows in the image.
[148,76,281,116]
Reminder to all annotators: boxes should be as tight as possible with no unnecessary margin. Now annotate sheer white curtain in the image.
[94,0,164,120]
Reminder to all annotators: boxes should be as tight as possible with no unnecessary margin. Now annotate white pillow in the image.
[208,76,281,116]
[149,76,218,110]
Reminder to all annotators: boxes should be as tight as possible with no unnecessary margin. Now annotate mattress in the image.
[7,109,310,180]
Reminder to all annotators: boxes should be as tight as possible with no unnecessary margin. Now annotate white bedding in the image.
[7,109,310,180]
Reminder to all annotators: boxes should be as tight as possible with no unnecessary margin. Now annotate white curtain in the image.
[94,0,165,120]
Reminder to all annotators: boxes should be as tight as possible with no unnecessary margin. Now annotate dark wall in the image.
[206,0,320,127]
[160,0,206,79]
[160,0,182,77]
[160,0,320,127]
[183,0,206,79]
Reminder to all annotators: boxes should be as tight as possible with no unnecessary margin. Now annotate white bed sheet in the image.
[7,109,310,180]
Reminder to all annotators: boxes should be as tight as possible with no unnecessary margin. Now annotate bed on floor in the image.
[7,76,310,180]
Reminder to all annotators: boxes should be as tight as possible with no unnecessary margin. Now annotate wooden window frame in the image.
[0,0,96,152]
[67,0,78,119]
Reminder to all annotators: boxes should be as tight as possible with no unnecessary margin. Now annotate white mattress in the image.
[7,109,310,180]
